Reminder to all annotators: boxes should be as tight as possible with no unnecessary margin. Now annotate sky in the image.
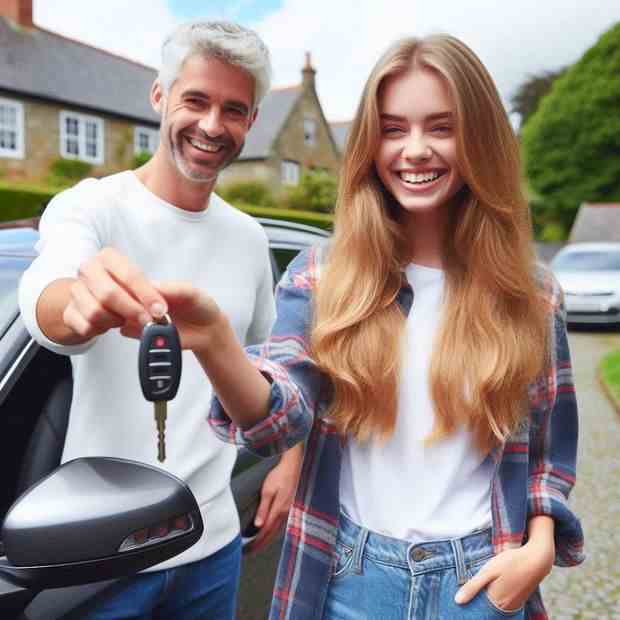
[33,1,620,124]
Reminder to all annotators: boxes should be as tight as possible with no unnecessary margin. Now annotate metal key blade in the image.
[154,400,167,462]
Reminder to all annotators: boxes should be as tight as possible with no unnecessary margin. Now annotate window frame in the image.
[59,111,105,165]
[303,117,317,147]
[281,160,301,186]
[0,98,25,159]
[134,126,159,155]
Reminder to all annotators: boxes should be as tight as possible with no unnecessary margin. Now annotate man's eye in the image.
[226,107,245,117]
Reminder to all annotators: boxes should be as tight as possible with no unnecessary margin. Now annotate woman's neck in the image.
[401,208,449,269]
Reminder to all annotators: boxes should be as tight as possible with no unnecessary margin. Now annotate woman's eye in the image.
[431,125,452,134]
[382,126,402,135]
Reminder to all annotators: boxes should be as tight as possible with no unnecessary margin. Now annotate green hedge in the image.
[235,203,334,232]
[0,183,334,231]
[600,348,620,408]
[0,182,57,222]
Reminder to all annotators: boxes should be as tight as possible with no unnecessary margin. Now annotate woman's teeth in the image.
[399,171,441,185]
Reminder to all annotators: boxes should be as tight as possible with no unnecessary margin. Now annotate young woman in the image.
[124,35,583,619]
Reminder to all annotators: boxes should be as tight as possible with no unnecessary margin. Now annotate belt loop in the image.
[352,525,369,574]
[450,538,468,586]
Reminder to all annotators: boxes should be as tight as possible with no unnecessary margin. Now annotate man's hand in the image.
[245,444,304,553]
[455,518,555,612]
[40,247,169,345]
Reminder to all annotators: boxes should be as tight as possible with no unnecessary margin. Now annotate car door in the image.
[0,228,316,620]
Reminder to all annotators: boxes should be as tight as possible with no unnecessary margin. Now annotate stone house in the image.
[218,52,341,194]
[0,0,160,183]
[0,0,341,194]
[329,120,351,154]
[569,203,620,243]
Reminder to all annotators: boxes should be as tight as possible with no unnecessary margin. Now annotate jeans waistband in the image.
[337,511,494,586]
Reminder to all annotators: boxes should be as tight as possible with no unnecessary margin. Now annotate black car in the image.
[0,219,329,619]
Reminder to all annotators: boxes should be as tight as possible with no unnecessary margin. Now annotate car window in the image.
[272,248,301,276]
[551,250,620,271]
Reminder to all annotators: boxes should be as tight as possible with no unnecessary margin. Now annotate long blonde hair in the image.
[311,35,548,452]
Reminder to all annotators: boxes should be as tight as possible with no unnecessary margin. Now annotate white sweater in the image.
[18,171,275,570]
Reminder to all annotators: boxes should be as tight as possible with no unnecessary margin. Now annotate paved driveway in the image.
[542,327,620,619]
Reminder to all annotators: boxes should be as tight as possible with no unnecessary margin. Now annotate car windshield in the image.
[551,250,620,272]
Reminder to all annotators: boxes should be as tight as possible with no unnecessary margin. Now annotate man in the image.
[18,20,302,620]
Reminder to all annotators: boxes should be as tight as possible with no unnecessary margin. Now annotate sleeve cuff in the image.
[208,355,309,458]
[528,480,585,567]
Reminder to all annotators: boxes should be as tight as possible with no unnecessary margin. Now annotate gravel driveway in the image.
[542,327,620,619]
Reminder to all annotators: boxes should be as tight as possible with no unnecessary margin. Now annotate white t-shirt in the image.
[18,170,275,570]
[339,262,493,542]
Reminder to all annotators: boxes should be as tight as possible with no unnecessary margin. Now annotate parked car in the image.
[0,218,329,619]
[550,242,620,325]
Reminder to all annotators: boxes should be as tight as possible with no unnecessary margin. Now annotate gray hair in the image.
[158,20,272,107]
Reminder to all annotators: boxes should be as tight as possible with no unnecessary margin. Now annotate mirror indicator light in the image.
[118,513,194,552]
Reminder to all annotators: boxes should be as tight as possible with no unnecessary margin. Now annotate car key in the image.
[138,315,182,463]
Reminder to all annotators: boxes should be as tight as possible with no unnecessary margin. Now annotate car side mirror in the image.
[0,457,203,591]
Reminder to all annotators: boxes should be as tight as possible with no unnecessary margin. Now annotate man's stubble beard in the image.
[161,99,245,184]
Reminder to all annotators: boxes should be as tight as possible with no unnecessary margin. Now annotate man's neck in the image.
[134,155,216,212]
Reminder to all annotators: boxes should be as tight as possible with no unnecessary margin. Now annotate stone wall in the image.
[0,92,156,183]
[273,88,340,179]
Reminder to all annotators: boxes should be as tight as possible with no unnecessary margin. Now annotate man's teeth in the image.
[399,171,441,184]
[188,137,221,153]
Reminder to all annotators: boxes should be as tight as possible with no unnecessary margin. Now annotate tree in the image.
[511,68,566,127]
[522,21,620,237]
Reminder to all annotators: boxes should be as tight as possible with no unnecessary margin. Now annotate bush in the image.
[218,180,276,208]
[522,22,620,233]
[132,150,152,169]
[283,170,337,213]
[48,158,93,185]
[0,182,56,222]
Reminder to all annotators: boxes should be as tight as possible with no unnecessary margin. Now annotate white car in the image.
[550,242,620,325]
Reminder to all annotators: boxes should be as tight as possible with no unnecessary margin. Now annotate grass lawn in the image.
[600,348,620,408]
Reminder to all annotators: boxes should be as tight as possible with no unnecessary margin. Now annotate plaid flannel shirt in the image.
[210,245,584,620]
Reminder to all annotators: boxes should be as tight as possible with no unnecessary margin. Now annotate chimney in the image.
[302,51,316,91]
[0,0,34,28]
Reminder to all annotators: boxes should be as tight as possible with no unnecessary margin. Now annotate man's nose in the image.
[198,108,224,137]
[402,132,432,162]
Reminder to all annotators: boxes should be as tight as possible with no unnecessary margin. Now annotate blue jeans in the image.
[80,535,242,620]
[324,512,525,619]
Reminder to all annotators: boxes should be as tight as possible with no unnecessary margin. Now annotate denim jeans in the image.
[80,535,242,620]
[324,512,525,619]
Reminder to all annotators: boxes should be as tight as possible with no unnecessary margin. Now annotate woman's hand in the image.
[120,281,223,353]
[454,539,554,611]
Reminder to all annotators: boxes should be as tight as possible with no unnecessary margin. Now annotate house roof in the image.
[329,120,351,152]
[239,85,301,160]
[569,203,620,243]
[0,17,159,125]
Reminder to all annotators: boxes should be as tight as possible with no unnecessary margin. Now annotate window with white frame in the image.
[59,111,104,164]
[303,117,316,146]
[281,160,300,186]
[134,126,159,155]
[0,98,25,159]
